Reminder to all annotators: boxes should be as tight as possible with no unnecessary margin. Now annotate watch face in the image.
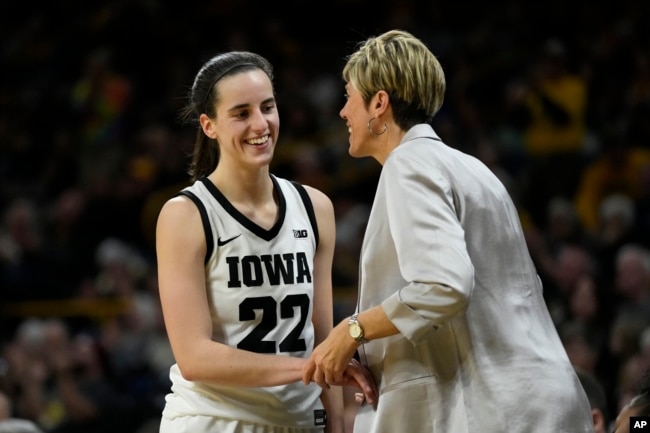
[349,323,362,339]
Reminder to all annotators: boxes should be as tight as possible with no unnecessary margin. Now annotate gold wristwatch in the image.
[348,313,368,344]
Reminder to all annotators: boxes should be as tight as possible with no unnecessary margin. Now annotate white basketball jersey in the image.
[161,175,326,429]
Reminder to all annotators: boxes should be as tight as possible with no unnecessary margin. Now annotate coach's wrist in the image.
[348,313,368,344]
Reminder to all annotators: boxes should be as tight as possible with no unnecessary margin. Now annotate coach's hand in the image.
[304,318,358,387]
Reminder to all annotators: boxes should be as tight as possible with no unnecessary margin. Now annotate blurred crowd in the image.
[2,0,650,431]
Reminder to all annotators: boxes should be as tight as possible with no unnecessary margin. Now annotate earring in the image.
[368,118,387,136]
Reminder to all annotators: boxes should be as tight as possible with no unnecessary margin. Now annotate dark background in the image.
[2,1,650,431]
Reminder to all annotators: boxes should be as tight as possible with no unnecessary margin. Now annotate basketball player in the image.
[156,51,376,433]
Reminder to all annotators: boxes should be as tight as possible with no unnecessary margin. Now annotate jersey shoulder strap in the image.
[177,189,214,264]
[290,181,319,248]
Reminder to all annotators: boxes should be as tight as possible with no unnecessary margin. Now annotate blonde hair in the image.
[342,30,446,129]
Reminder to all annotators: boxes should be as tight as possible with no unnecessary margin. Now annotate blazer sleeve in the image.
[380,149,475,343]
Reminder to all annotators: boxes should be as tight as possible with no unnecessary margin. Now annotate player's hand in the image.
[340,359,378,406]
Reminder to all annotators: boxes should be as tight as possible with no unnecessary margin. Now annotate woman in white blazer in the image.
[303,29,594,433]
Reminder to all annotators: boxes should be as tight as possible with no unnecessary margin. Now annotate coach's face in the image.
[340,81,375,159]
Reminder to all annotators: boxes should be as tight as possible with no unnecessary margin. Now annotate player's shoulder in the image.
[158,193,202,226]
[298,184,334,215]
[298,183,329,201]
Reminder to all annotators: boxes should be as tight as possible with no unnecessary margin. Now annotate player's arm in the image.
[304,186,345,433]
[156,195,304,386]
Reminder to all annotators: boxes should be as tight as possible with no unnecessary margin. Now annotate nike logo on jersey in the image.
[293,229,308,238]
[217,234,242,246]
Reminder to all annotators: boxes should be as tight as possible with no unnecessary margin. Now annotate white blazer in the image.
[354,124,593,433]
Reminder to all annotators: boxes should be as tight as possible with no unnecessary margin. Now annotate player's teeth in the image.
[248,136,267,144]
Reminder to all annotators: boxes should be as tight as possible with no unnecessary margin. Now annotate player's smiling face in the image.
[203,69,279,168]
[340,81,373,158]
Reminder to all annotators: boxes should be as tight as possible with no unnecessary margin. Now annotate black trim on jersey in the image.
[177,190,214,264]
[290,181,319,248]
[199,176,286,241]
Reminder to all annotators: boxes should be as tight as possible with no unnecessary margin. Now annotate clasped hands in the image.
[302,319,378,406]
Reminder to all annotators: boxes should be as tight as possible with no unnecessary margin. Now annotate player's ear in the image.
[200,113,218,139]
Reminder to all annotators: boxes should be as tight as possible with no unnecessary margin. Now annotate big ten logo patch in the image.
[632,417,650,431]
[293,229,308,238]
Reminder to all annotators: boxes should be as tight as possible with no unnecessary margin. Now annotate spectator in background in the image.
[508,38,588,228]
[1,318,126,433]
[594,195,641,284]
[0,199,53,302]
[0,419,45,433]
[608,315,649,413]
[0,392,10,420]
[545,197,591,252]
[0,390,45,433]
[561,321,601,377]
[46,331,125,433]
[70,48,132,148]
[540,243,597,326]
[613,368,650,433]
[626,50,650,150]
[576,369,609,433]
[568,273,614,367]
[609,245,650,413]
[574,126,650,235]
[612,244,650,326]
